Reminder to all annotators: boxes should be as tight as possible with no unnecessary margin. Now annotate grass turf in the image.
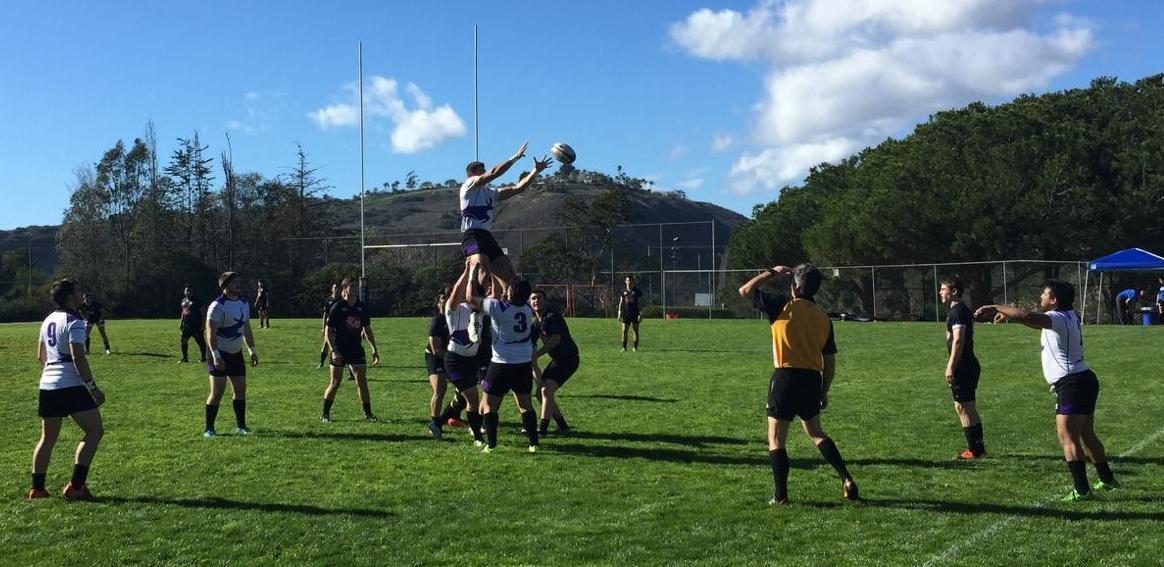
[0,317,1161,566]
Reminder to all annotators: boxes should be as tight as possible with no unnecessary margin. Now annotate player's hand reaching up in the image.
[533,155,553,173]
[973,305,998,320]
[512,141,529,161]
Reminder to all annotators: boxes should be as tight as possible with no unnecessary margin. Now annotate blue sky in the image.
[0,0,1160,230]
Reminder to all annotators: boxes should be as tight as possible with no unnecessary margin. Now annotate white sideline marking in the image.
[919,423,1164,567]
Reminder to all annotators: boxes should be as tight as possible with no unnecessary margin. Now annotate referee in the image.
[739,263,858,505]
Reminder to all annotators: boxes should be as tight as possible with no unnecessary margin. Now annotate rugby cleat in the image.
[481,445,494,454]
[842,479,860,501]
[528,445,538,454]
[428,420,443,441]
[768,496,790,506]
[104,349,111,355]
[447,417,467,428]
[556,425,572,436]
[235,427,251,436]
[62,482,94,501]
[620,347,626,352]
[473,439,485,447]
[1061,489,1094,502]
[958,450,988,460]
[633,346,638,352]
[27,488,51,500]
[363,414,380,423]
[202,429,217,438]
[1093,479,1120,491]
[319,415,332,424]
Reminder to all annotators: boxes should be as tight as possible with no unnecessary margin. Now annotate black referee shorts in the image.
[766,368,823,421]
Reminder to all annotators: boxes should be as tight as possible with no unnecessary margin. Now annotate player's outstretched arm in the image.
[478,141,528,185]
[974,305,1052,330]
[498,156,553,201]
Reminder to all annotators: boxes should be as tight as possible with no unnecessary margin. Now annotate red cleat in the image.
[447,417,467,428]
[61,482,94,501]
[27,488,51,500]
[958,450,988,460]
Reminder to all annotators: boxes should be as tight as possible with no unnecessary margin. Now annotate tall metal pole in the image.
[709,220,715,319]
[659,224,664,318]
[933,265,939,322]
[359,42,366,286]
[871,267,877,320]
[474,26,479,161]
[1002,261,1008,305]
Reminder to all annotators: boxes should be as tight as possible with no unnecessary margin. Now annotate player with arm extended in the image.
[465,263,540,452]
[460,142,553,293]
[81,292,111,355]
[975,281,1118,501]
[320,276,382,423]
[432,265,485,444]
[29,279,106,501]
[204,272,259,437]
[739,264,858,505]
[531,289,579,436]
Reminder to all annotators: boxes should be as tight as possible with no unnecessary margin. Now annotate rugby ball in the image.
[551,142,576,164]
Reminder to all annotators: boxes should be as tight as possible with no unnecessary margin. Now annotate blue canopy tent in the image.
[1083,247,1164,323]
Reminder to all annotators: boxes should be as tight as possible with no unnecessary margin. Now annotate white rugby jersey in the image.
[460,175,500,232]
[39,310,87,390]
[445,301,481,357]
[483,298,533,364]
[1040,309,1088,383]
[207,295,250,354]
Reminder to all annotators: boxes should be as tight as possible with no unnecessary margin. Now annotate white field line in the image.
[919,422,1164,567]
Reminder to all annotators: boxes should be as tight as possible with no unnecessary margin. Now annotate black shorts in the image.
[39,386,98,418]
[181,327,204,341]
[425,352,446,376]
[1054,370,1099,415]
[620,311,641,324]
[949,358,981,403]
[542,356,580,387]
[483,362,533,397]
[331,346,367,368]
[461,228,504,261]
[86,319,105,327]
[208,351,247,378]
[766,368,823,421]
[444,352,481,390]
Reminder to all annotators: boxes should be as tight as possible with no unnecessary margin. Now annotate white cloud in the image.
[230,90,286,135]
[711,134,734,153]
[677,178,705,190]
[244,91,261,101]
[309,76,466,154]
[670,0,1094,195]
[667,144,686,161]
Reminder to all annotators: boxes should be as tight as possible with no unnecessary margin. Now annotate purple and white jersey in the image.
[444,301,481,358]
[39,310,87,390]
[483,298,533,364]
[460,175,500,232]
[207,295,250,354]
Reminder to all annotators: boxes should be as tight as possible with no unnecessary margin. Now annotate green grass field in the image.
[1,317,1161,566]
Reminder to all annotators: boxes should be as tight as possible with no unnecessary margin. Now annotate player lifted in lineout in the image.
[460,141,553,293]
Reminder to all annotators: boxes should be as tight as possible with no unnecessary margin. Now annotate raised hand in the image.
[513,141,529,161]
[533,155,553,173]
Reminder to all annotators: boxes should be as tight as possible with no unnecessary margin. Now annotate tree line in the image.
[728,75,1164,316]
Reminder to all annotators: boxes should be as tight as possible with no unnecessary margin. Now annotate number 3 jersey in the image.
[483,298,533,364]
[40,310,88,390]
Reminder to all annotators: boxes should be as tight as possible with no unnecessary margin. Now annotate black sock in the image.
[553,414,569,429]
[1067,460,1090,494]
[622,338,627,349]
[205,404,219,431]
[634,338,639,348]
[86,336,91,353]
[181,342,189,361]
[484,412,499,448]
[71,464,90,487]
[817,438,853,481]
[103,339,110,351]
[197,339,206,361]
[32,473,46,491]
[232,399,247,429]
[770,449,790,501]
[521,410,539,446]
[362,401,373,417]
[467,411,483,441]
[319,349,328,366]
[439,397,467,422]
[322,398,334,417]
[539,418,550,434]
[1094,461,1115,484]
[971,423,985,454]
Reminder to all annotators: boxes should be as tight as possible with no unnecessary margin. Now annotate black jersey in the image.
[327,300,371,353]
[538,310,578,360]
[945,302,977,362]
[180,297,205,331]
[620,287,643,311]
[82,300,105,323]
[426,312,449,355]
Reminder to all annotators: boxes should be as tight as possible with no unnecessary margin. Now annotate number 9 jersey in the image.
[482,298,533,364]
[40,310,88,389]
